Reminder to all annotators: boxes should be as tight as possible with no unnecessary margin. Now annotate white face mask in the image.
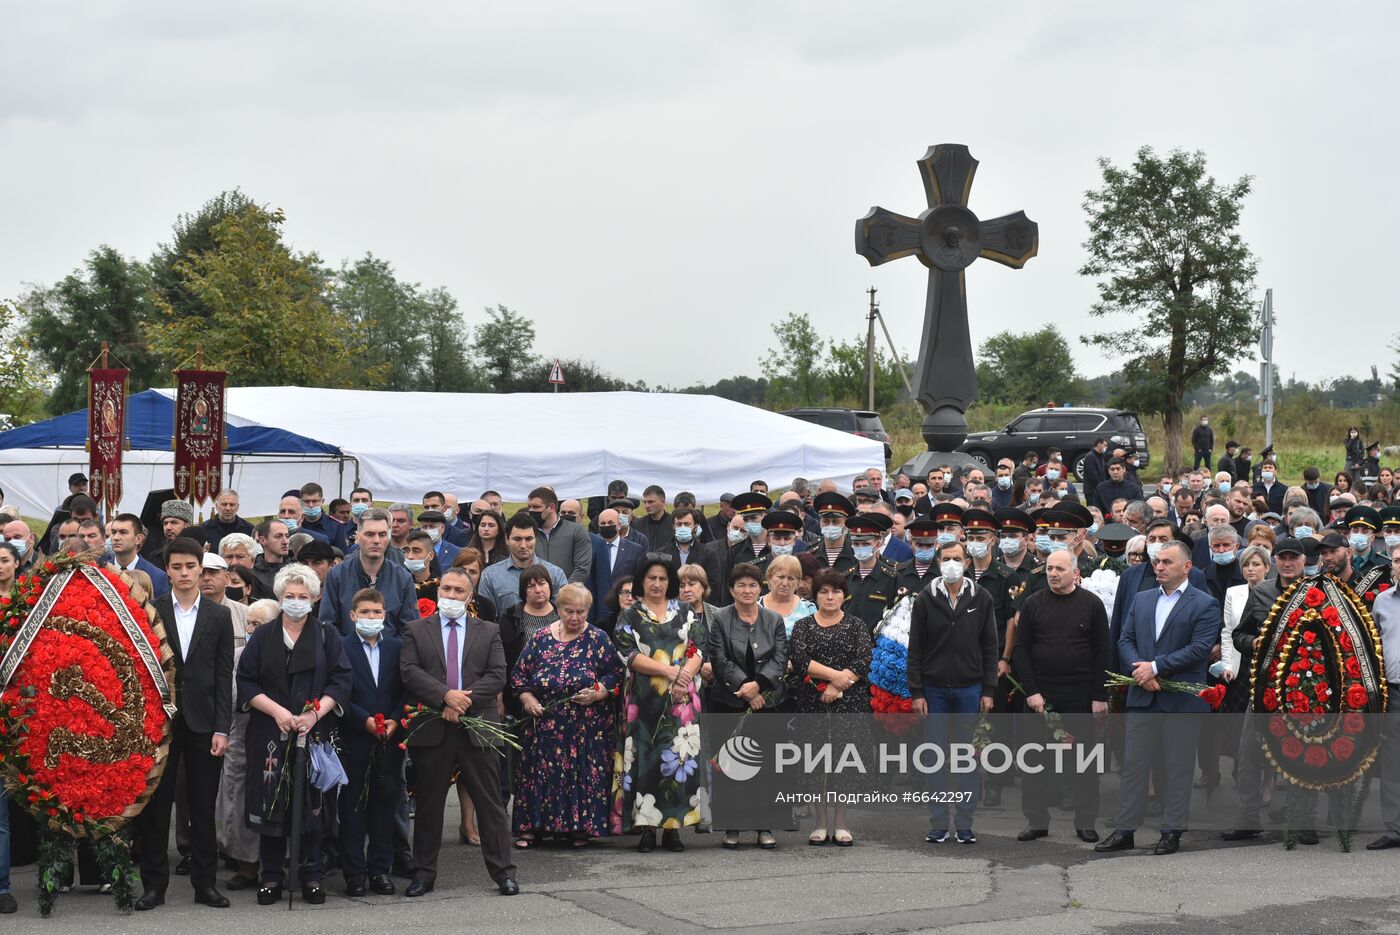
[939,560,965,583]
[437,597,467,620]
[280,598,312,619]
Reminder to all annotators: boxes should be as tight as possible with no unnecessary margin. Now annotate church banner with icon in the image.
[87,367,128,514]
[173,369,227,507]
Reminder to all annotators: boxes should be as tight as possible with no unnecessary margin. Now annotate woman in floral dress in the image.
[510,583,623,848]
[610,554,707,853]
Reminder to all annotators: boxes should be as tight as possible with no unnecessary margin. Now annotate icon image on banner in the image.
[714,735,763,782]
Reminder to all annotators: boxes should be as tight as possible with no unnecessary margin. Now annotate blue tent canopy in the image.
[0,389,340,456]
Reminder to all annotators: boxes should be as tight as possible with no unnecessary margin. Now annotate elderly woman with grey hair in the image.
[218,598,280,890]
[236,564,351,905]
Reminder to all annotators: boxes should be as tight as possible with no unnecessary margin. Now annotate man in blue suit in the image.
[587,507,646,624]
[1109,521,1207,673]
[338,588,404,897]
[1097,539,1219,856]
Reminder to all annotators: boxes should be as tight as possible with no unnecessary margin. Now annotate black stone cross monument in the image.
[854,144,1037,475]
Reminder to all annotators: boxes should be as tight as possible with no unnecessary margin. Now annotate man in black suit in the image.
[400,567,518,896]
[136,537,234,910]
[671,507,721,595]
[586,507,646,623]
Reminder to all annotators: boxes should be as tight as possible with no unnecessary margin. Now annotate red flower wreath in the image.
[1303,744,1329,768]
[1346,684,1370,710]
[1344,712,1366,734]
[1281,736,1304,760]
[1331,736,1356,761]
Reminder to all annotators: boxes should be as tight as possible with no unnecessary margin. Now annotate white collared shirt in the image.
[1155,581,1188,639]
[173,593,201,661]
[361,638,380,686]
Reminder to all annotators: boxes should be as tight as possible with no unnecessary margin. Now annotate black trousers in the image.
[1020,687,1100,830]
[410,732,515,886]
[339,752,401,880]
[136,719,222,893]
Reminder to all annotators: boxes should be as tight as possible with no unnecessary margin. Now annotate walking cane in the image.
[287,730,309,910]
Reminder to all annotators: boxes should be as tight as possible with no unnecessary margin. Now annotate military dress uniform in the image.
[842,513,903,633]
[811,492,859,576]
[719,492,774,605]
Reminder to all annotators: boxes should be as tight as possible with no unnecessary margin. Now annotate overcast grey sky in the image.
[2,2,1394,391]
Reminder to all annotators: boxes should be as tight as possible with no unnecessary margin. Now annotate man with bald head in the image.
[1012,548,1111,842]
[585,507,646,625]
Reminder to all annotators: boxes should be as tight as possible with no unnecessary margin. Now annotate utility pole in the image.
[1258,288,1274,447]
[866,286,877,411]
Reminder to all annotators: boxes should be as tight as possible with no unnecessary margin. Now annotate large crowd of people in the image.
[0,437,1398,913]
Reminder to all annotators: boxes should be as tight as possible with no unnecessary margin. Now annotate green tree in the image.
[148,205,356,386]
[760,312,826,408]
[1080,147,1259,473]
[150,190,256,320]
[0,301,51,426]
[415,288,482,392]
[20,246,162,415]
[333,253,424,390]
[679,375,769,405]
[974,326,1082,407]
[471,304,538,391]
[825,335,908,410]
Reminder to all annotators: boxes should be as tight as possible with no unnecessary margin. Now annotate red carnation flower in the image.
[1303,587,1325,608]
[1303,744,1329,768]
[1281,736,1304,759]
[1261,688,1279,711]
[1346,684,1370,710]
[417,597,437,617]
[1344,712,1366,734]
[1332,737,1356,760]
[1198,685,1227,711]
[1268,716,1287,737]
[1346,658,1362,679]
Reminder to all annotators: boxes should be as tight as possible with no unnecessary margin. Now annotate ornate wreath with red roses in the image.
[1251,574,1386,849]
[0,551,176,914]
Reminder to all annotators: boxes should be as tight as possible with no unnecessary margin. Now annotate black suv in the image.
[957,408,1149,478]
[780,408,892,462]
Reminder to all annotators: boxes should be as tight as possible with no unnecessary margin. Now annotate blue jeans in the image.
[922,684,982,832]
[0,787,10,894]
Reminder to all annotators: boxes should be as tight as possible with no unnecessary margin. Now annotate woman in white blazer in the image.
[1220,544,1275,709]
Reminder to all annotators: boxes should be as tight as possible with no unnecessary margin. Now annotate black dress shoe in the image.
[1367,834,1400,850]
[1017,828,1048,842]
[498,878,519,896]
[134,889,165,911]
[1153,832,1182,855]
[370,874,396,895]
[1094,830,1135,852]
[194,886,230,908]
[0,893,15,914]
[302,883,325,905]
[1298,829,1320,846]
[1076,829,1100,843]
[637,829,656,853]
[662,829,685,852]
[405,878,434,897]
[256,884,283,906]
[345,878,367,897]
[175,855,192,876]
[1219,828,1262,841]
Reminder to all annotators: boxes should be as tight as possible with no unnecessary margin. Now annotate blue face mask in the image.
[852,545,875,562]
[1035,534,1053,553]
[744,521,763,538]
[1260,472,1274,484]
[304,506,323,521]
[1028,492,1041,504]
[674,526,694,544]
[1386,534,1400,551]
[405,558,426,573]
[282,518,298,533]
[996,476,1011,489]
[1349,533,1371,552]
[354,618,385,640]
[1045,469,1061,481]
[351,502,369,517]
[1044,539,1070,553]
[821,524,844,540]
[913,547,937,563]
[999,537,1022,555]
[1294,525,1314,539]
[770,544,794,556]
[1219,481,1231,492]
[727,528,746,545]
[1304,482,1319,490]
[1212,550,1236,565]
[936,531,957,547]
[1087,523,1099,536]
[7,538,27,559]
[966,541,989,560]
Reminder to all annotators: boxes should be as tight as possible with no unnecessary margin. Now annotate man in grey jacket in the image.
[526,487,592,583]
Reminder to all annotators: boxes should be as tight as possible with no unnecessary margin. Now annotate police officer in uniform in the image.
[755,510,804,583]
[896,517,943,596]
[812,492,857,575]
[1092,523,1138,573]
[1345,505,1392,605]
[720,492,773,605]
[994,508,1038,586]
[843,513,902,633]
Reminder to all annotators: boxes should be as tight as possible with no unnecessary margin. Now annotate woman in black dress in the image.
[786,571,872,846]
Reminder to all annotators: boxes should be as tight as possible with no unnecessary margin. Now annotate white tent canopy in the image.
[201,388,885,505]
[0,388,884,518]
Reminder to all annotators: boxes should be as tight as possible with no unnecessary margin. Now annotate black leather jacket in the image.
[707,604,787,710]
